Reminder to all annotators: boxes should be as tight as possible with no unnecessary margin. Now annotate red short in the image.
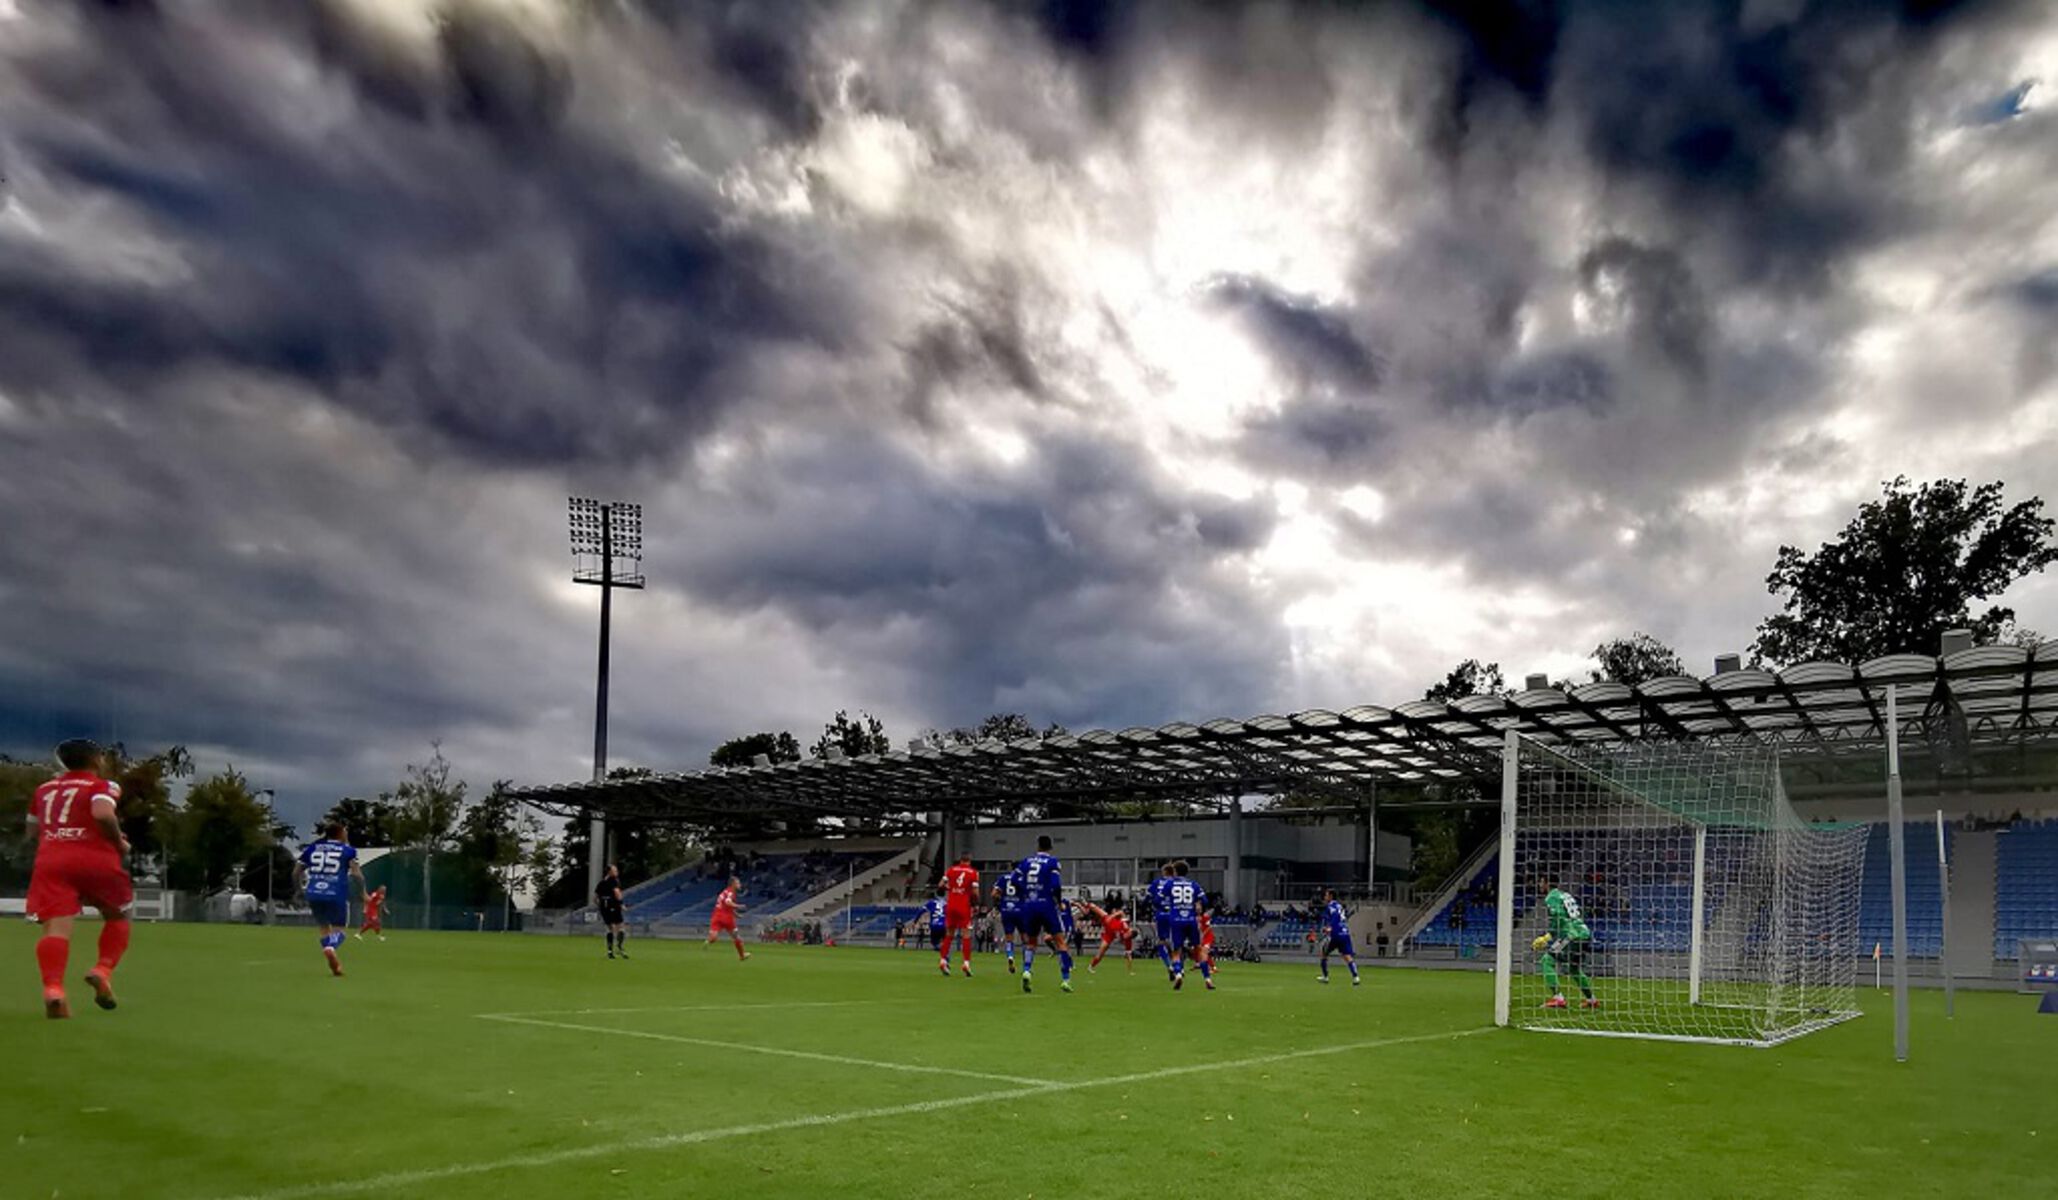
[1106,926,1132,946]
[710,912,737,934]
[944,899,973,929]
[27,852,134,922]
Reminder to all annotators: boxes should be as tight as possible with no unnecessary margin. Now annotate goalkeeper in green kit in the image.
[1532,881,1598,1009]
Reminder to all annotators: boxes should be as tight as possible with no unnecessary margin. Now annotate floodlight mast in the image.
[568,498,645,898]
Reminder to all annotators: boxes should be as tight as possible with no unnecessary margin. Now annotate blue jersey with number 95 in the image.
[299,839,357,899]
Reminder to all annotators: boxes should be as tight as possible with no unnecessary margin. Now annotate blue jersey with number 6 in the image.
[299,839,357,899]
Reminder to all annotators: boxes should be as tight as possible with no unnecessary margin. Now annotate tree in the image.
[1409,809,1463,889]
[524,833,560,902]
[456,780,536,925]
[321,796,404,846]
[1424,659,1508,703]
[1752,477,2058,666]
[0,759,48,890]
[105,744,188,869]
[168,768,272,893]
[390,744,468,925]
[812,710,890,759]
[710,732,802,768]
[1590,632,1686,687]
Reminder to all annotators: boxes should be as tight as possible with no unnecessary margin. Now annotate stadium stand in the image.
[1996,818,2058,960]
[1857,823,1946,958]
[842,904,927,938]
[644,849,893,930]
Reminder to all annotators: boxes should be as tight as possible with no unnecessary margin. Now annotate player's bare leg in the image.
[959,930,974,976]
[83,902,128,1010]
[36,914,75,1019]
[730,932,750,961]
[319,923,345,976]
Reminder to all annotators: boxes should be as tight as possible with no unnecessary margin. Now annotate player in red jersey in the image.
[940,853,980,977]
[355,885,389,941]
[1081,899,1136,974]
[25,740,135,1019]
[705,876,750,961]
[1199,908,1219,975]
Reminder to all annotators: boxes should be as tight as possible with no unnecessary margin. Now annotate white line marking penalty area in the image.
[215,1026,1493,1200]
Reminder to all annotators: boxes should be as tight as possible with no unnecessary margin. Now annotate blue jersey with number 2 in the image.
[299,839,357,900]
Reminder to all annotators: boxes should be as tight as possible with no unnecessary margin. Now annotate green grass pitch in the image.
[2,923,2046,1199]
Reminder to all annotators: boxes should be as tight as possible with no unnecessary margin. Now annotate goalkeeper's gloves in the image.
[1532,934,1552,953]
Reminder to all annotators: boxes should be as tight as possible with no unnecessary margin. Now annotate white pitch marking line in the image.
[478,999,892,1018]
[216,1026,1492,1200]
[477,1012,1046,1086]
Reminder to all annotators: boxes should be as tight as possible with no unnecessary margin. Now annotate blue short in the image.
[1020,899,1065,939]
[309,897,349,928]
[1154,917,1172,942]
[1325,932,1356,957]
[1000,910,1022,936]
[1168,919,1202,950]
[929,926,946,949]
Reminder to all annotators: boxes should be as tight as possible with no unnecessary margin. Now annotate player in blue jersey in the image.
[1147,862,1178,980]
[993,867,1026,973]
[919,887,948,957]
[1015,835,1074,994]
[295,822,365,978]
[1317,889,1361,986]
[1163,861,1214,991]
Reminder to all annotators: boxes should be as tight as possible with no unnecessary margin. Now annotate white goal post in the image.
[1492,731,1868,1047]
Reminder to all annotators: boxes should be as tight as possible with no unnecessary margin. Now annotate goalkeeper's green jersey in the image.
[1545,889,1591,941]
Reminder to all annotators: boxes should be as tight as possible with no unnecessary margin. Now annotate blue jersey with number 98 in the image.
[299,839,357,899]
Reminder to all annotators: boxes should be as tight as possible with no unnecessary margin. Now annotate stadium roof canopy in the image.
[510,644,2058,826]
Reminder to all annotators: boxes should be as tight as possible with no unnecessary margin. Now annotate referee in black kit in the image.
[598,863,628,959]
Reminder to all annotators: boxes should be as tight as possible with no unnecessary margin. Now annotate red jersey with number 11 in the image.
[32,771,122,862]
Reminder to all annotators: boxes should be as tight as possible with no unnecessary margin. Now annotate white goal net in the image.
[1493,734,1868,1047]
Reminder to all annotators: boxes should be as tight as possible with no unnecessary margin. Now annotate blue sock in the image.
[1024,947,1035,973]
[320,933,342,951]
[1059,951,1073,981]
[1199,957,1212,980]
[1348,961,1360,980]
[1156,945,1172,968]
[1320,958,1330,978]
[1006,941,1015,964]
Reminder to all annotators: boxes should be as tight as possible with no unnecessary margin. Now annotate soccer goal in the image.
[1492,732,1868,1047]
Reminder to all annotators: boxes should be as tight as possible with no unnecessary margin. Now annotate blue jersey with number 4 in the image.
[1326,900,1350,937]
[922,898,946,929]
[299,839,357,900]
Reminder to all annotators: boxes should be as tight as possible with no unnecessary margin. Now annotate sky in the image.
[2,0,2056,831]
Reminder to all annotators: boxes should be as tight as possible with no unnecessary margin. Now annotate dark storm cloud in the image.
[1,0,2052,804]
[1205,275,1383,390]
[2,0,849,468]
[1576,237,1709,378]
[671,427,1283,728]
